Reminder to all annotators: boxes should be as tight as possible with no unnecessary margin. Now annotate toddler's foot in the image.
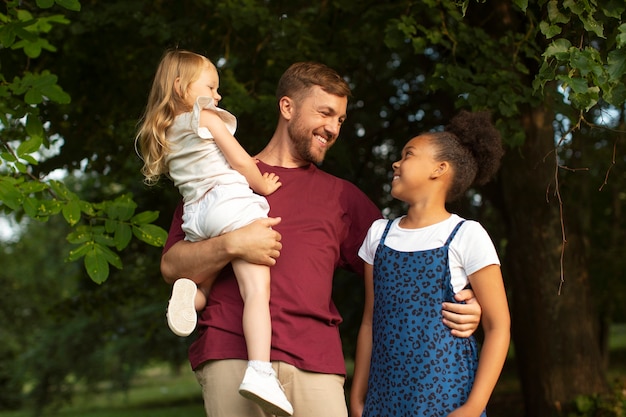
[238,366,293,416]
[166,278,197,337]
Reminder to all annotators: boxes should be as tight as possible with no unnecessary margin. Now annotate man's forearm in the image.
[160,217,283,285]
[161,235,233,285]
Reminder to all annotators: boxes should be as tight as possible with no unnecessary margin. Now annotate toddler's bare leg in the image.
[231,259,271,361]
[232,259,293,415]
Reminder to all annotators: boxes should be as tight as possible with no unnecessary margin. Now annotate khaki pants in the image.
[195,359,348,417]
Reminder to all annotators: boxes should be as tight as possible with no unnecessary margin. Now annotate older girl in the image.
[351,111,510,417]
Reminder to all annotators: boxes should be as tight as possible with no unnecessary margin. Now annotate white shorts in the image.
[182,183,270,241]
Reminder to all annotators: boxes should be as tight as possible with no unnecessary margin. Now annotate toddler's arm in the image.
[200,109,281,196]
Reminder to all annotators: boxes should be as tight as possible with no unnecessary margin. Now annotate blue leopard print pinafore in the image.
[362,219,485,417]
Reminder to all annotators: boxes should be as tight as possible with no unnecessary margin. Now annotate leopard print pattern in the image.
[362,220,485,417]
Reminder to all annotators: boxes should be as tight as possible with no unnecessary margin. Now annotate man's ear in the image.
[279,96,294,120]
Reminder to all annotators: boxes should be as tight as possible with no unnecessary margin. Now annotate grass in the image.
[486,324,626,417]
[611,323,626,350]
[1,366,205,417]
[2,325,626,417]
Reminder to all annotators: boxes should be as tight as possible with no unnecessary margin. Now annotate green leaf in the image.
[570,86,600,111]
[106,195,136,221]
[607,48,626,80]
[67,226,92,244]
[539,21,562,39]
[0,178,24,210]
[66,242,91,262]
[543,39,572,59]
[114,222,132,251]
[513,0,528,12]
[41,82,70,104]
[49,179,79,201]
[14,161,28,173]
[618,24,626,48]
[17,135,43,157]
[570,48,603,77]
[26,113,44,137]
[1,152,16,163]
[85,246,109,284]
[36,0,55,8]
[132,224,167,247]
[580,15,604,38]
[79,200,96,216]
[547,0,569,24]
[93,233,115,247]
[62,200,81,225]
[21,154,38,166]
[96,243,123,270]
[22,196,40,218]
[559,75,589,94]
[38,199,62,216]
[0,22,18,47]
[56,0,81,12]
[601,1,626,19]
[22,38,44,58]
[105,218,116,233]
[604,82,626,106]
[130,210,159,225]
[19,181,48,194]
[24,87,43,104]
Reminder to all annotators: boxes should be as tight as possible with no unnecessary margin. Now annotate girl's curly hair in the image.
[429,111,504,202]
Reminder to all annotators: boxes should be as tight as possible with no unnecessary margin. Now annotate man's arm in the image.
[161,216,283,285]
[441,288,482,338]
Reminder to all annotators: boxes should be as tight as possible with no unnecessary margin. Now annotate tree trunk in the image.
[500,105,609,416]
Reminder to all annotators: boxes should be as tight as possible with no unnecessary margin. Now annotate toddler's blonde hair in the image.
[136,49,214,184]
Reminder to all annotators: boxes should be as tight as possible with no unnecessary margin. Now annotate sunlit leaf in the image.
[17,136,43,157]
[0,179,24,210]
[131,210,159,225]
[62,200,81,225]
[132,224,167,247]
[66,226,92,244]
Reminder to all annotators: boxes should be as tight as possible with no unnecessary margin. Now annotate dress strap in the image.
[443,221,466,247]
[379,218,397,245]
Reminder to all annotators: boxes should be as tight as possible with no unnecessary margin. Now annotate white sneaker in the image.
[166,278,197,337]
[238,366,293,416]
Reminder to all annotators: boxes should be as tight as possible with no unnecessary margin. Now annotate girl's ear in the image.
[174,77,183,98]
[278,96,294,120]
[431,161,450,179]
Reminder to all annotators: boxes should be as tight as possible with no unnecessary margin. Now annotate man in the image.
[161,62,481,417]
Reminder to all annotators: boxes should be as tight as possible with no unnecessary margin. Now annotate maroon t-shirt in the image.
[163,161,382,375]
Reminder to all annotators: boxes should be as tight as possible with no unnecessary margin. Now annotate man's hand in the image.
[161,217,282,284]
[441,288,482,338]
[228,217,282,266]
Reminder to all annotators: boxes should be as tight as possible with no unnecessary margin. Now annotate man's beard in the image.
[287,116,329,165]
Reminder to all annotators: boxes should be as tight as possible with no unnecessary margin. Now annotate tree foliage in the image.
[0,0,167,284]
[1,0,626,416]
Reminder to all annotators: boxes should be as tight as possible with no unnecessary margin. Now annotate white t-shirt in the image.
[358,214,500,293]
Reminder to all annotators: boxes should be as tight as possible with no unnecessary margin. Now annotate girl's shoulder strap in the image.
[443,220,466,247]
[379,218,398,245]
